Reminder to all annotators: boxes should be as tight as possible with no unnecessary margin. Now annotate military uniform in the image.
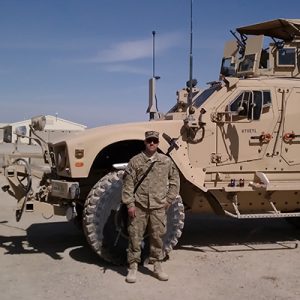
[122,138,180,265]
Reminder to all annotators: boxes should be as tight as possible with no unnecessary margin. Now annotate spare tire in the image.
[83,171,185,265]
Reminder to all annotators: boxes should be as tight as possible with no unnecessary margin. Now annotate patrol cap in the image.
[145,131,159,139]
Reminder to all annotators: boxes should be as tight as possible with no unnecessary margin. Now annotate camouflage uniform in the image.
[122,150,180,264]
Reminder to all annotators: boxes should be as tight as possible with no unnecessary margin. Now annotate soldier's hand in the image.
[128,207,136,218]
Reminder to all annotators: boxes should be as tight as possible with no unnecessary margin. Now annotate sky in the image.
[0,0,300,128]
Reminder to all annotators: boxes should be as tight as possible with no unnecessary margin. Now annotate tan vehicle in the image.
[3,19,300,264]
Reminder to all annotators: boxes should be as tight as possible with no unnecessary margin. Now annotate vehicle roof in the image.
[236,18,300,41]
[237,77,300,87]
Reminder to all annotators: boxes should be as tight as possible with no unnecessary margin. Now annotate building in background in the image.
[0,115,87,144]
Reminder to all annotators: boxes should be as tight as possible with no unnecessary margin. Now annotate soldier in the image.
[122,130,180,283]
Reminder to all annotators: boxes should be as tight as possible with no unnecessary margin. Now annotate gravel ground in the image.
[1,174,300,300]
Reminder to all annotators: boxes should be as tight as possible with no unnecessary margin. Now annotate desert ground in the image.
[1,174,300,300]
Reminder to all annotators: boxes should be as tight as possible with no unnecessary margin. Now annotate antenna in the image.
[152,30,160,81]
[147,30,160,120]
[188,0,194,108]
[152,30,156,78]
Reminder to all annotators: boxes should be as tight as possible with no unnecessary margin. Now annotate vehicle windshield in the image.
[166,84,220,114]
[193,85,220,108]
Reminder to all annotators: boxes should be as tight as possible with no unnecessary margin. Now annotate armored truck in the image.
[3,19,300,264]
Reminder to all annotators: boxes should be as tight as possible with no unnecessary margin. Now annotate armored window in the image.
[259,49,269,69]
[229,90,268,121]
[193,85,220,108]
[229,91,251,117]
[220,57,236,77]
[229,93,243,113]
[238,54,255,72]
[277,48,296,67]
[252,91,263,120]
[262,91,271,107]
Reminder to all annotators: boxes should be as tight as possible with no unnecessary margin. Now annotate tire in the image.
[82,171,185,265]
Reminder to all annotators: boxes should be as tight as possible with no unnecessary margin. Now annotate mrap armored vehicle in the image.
[3,18,300,264]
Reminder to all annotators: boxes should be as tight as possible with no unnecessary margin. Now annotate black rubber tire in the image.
[82,171,185,265]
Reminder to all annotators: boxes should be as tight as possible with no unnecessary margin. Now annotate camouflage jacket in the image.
[122,151,180,209]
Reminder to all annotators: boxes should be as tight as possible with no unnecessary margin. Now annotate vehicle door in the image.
[281,88,300,165]
[216,88,277,165]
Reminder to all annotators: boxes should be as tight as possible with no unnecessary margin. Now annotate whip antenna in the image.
[188,0,194,108]
[147,30,160,120]
[152,30,156,78]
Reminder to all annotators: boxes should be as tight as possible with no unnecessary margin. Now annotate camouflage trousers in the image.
[127,204,167,264]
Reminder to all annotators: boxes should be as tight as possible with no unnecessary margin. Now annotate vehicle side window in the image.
[263,91,271,106]
[229,91,251,117]
[229,90,271,121]
[220,57,236,77]
[252,91,263,120]
[238,54,255,72]
[277,48,296,67]
[259,49,269,69]
[229,93,243,113]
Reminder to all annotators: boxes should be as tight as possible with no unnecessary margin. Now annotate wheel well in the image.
[91,140,145,172]
[77,139,181,208]
[75,140,145,202]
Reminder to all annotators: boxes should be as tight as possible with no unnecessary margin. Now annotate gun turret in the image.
[230,30,247,56]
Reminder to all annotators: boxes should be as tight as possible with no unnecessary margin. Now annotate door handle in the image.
[283,131,300,142]
[250,132,272,143]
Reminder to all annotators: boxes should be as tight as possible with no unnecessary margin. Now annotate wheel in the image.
[82,171,185,265]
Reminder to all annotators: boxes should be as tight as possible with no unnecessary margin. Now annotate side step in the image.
[224,210,300,219]
[221,172,300,219]
[225,193,300,219]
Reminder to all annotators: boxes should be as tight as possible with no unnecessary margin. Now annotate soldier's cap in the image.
[145,131,159,140]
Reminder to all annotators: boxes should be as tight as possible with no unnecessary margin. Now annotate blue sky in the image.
[0,0,299,127]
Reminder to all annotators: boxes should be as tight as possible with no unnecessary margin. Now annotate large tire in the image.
[83,171,185,265]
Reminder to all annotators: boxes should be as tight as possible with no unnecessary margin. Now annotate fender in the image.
[52,120,207,191]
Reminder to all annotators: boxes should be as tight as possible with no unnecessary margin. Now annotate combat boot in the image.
[153,261,169,281]
[126,262,138,283]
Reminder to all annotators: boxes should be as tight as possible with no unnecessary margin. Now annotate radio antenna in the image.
[152,30,156,77]
[147,31,160,120]
[188,0,194,108]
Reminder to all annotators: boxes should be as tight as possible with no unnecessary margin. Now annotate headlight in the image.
[56,146,68,171]
[57,152,66,171]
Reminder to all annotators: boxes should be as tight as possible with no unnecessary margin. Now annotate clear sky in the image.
[0,0,300,127]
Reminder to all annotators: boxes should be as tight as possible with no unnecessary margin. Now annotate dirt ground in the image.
[1,174,300,300]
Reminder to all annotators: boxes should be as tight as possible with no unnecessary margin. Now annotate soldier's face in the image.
[145,138,159,154]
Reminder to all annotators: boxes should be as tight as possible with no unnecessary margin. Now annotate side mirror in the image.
[15,126,27,137]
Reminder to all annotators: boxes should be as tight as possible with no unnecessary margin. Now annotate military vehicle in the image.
[3,18,300,264]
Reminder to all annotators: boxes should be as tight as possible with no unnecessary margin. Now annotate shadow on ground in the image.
[0,221,86,259]
[0,220,151,276]
[1,215,300,275]
[178,213,300,252]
